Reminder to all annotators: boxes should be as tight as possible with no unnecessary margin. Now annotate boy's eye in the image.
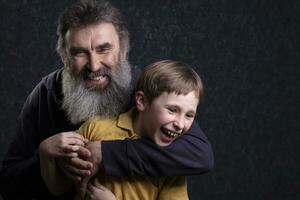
[167,107,177,113]
[186,113,195,119]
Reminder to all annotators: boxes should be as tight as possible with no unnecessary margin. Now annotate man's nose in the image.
[87,53,103,72]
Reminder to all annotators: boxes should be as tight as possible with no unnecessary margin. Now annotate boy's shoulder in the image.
[81,115,118,131]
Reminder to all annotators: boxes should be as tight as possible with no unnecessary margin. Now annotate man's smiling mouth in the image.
[88,74,107,80]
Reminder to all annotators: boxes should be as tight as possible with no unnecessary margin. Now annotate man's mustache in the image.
[82,67,113,79]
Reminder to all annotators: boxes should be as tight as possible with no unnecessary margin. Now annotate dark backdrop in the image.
[0,0,299,199]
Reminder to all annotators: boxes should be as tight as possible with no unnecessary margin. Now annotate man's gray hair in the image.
[56,0,130,65]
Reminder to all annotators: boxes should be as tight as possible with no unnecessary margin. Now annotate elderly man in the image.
[0,0,214,199]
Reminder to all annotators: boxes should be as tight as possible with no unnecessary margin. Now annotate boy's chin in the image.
[154,136,173,147]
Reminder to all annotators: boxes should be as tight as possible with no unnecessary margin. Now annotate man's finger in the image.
[58,158,91,178]
[62,167,82,182]
[64,131,85,140]
[60,160,91,177]
[70,157,93,170]
[62,138,85,147]
[77,146,91,158]
[62,145,79,154]
[65,152,78,158]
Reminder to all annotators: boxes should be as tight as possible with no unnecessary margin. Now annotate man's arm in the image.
[39,149,72,196]
[59,118,213,179]
[38,132,89,196]
[0,149,48,199]
[0,80,87,199]
[102,122,214,176]
[0,84,50,199]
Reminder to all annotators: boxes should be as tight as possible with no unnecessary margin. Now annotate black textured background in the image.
[0,0,299,199]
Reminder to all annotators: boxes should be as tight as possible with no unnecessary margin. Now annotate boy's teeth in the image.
[162,128,180,138]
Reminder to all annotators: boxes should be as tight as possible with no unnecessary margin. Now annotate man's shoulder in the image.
[129,67,141,93]
[26,68,63,105]
[41,68,63,91]
[131,66,141,79]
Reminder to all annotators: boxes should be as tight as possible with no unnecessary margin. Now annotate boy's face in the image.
[138,91,199,147]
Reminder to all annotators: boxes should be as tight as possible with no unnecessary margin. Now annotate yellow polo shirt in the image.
[78,109,188,200]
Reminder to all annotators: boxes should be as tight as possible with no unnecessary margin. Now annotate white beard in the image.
[61,60,132,125]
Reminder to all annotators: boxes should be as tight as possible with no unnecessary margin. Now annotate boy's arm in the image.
[158,177,189,200]
[102,121,214,176]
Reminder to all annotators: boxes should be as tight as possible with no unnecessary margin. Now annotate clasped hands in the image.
[39,132,115,199]
[39,131,99,181]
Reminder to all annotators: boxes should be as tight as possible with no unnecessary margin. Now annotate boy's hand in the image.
[85,141,102,176]
[86,181,116,200]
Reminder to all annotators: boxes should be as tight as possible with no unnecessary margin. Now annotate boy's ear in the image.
[135,91,146,111]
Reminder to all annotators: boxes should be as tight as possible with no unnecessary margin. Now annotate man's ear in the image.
[135,91,146,111]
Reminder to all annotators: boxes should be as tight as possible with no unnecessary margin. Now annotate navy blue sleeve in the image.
[0,76,75,199]
[102,121,214,176]
[0,84,49,199]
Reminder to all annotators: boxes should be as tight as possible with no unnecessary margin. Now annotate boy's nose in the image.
[173,116,184,131]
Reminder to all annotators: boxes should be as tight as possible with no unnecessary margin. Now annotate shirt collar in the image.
[117,108,137,137]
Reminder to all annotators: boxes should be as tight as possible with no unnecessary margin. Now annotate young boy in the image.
[40,60,204,200]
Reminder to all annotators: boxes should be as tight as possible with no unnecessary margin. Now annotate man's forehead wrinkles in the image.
[66,22,120,51]
[91,42,114,50]
[96,43,113,48]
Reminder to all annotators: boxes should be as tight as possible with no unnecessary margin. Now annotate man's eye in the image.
[71,51,86,57]
[97,48,110,54]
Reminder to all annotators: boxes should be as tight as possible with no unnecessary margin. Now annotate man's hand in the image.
[39,131,92,182]
[39,131,88,158]
[39,131,91,195]
[57,141,102,182]
[57,157,93,182]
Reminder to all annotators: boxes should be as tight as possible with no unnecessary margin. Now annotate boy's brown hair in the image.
[136,60,203,104]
